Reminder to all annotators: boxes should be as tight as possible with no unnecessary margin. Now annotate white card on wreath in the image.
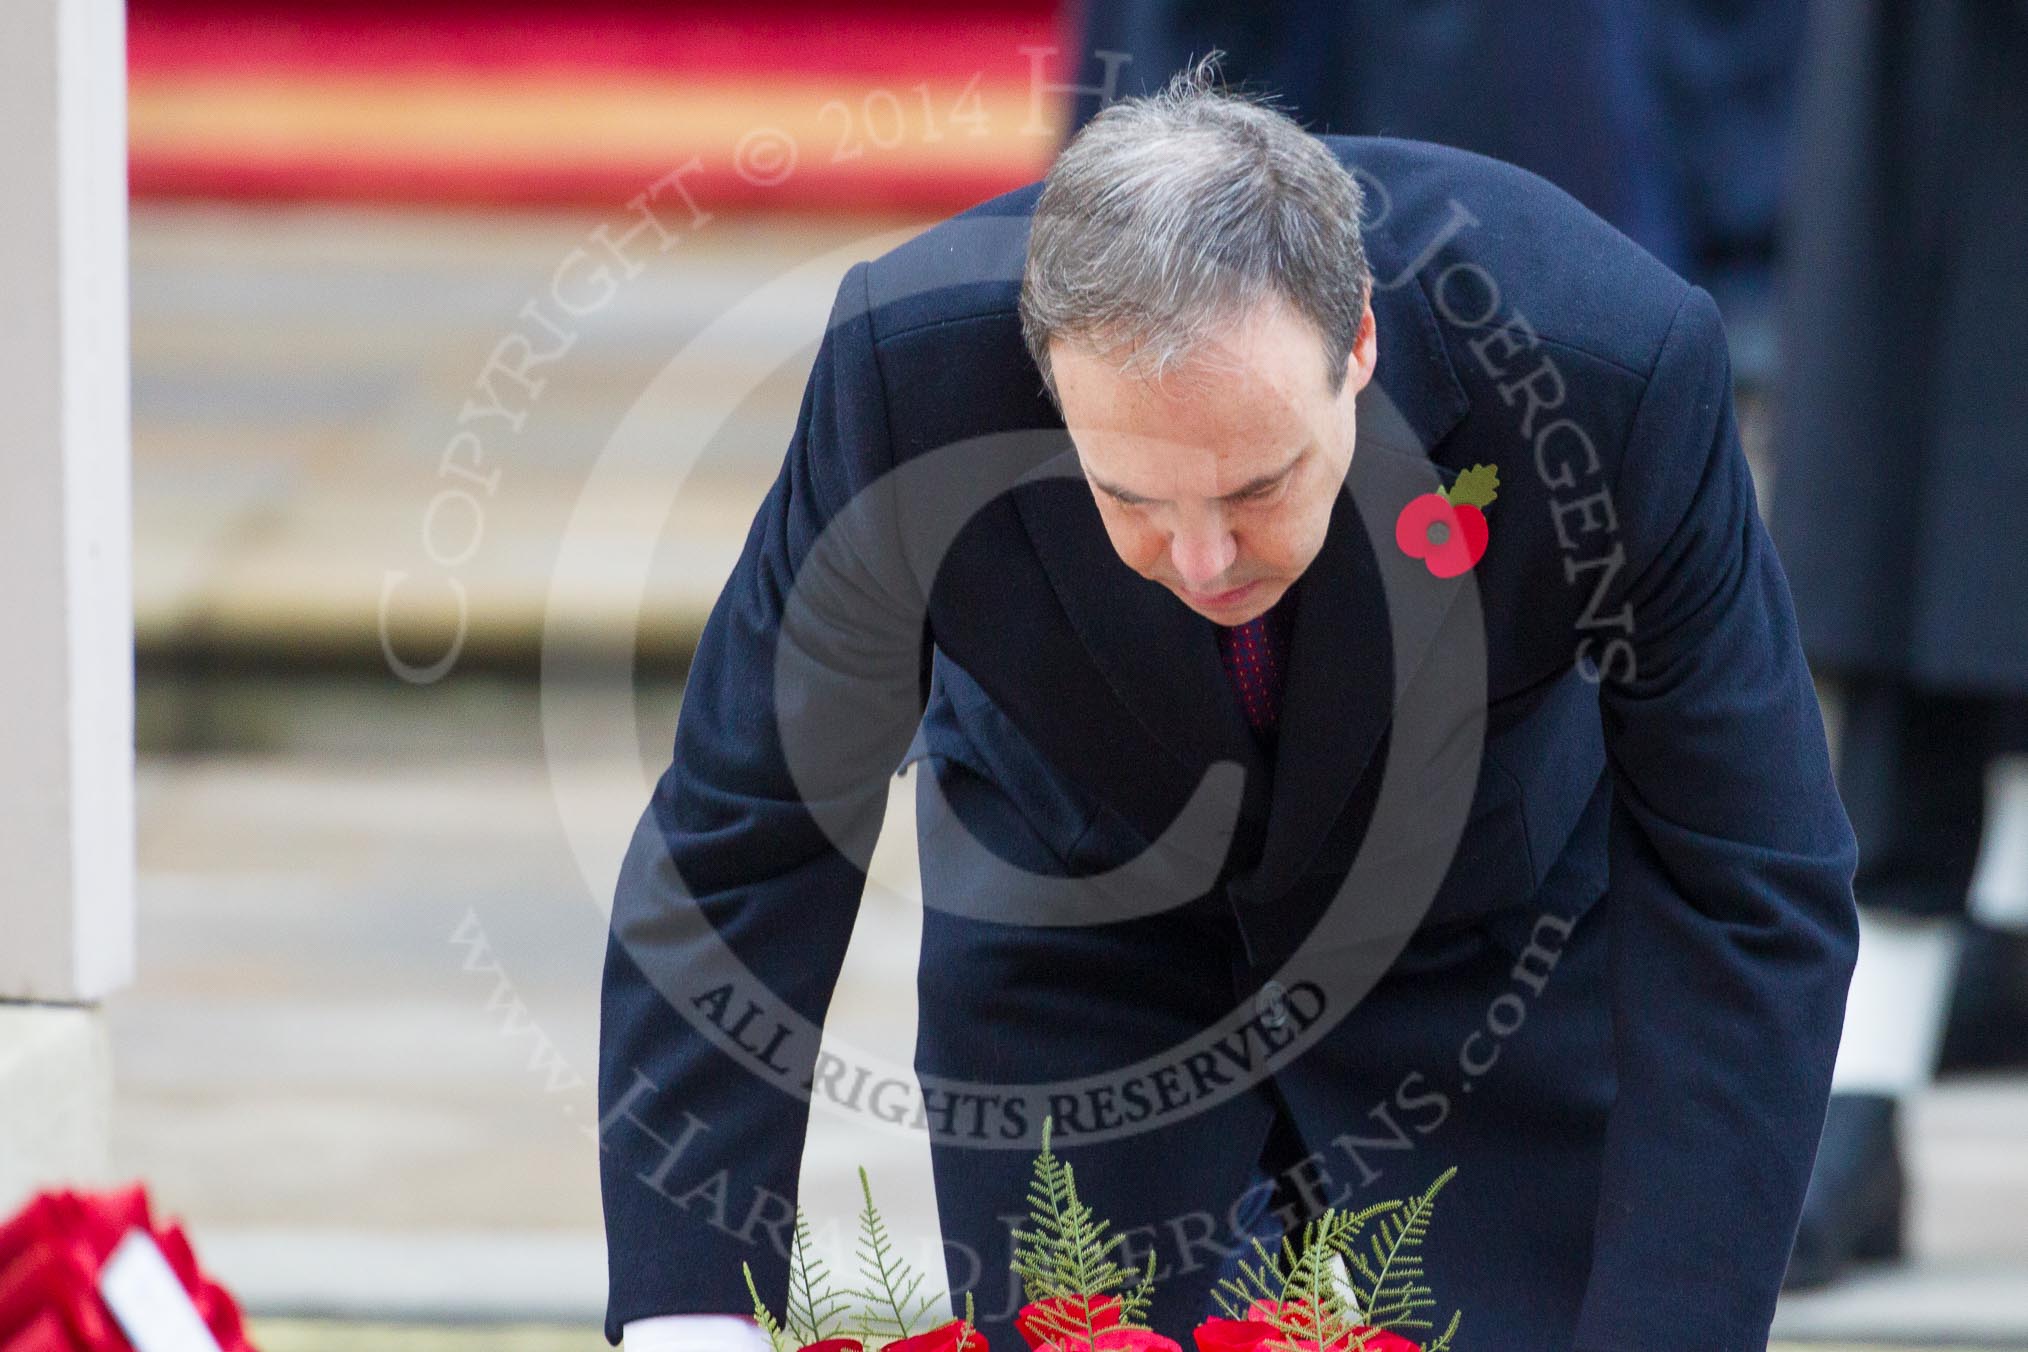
[99,1228,226,1352]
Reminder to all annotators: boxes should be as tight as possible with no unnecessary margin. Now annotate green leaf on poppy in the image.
[1443,464,1500,509]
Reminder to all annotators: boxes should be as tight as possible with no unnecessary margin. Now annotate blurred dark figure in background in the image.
[1769,0,2028,1291]
[1065,0,1807,376]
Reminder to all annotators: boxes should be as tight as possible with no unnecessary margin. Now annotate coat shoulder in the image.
[1328,135,1693,381]
[858,182,1039,343]
[863,135,1697,379]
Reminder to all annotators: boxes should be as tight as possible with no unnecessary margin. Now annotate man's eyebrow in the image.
[1086,448,1305,504]
[1085,471,1149,502]
[1219,451,1305,499]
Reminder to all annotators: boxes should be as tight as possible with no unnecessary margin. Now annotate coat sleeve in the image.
[598,259,926,1343]
[1570,286,1860,1351]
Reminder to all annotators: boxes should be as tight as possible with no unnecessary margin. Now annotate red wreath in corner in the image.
[1395,465,1500,579]
[0,1185,257,1351]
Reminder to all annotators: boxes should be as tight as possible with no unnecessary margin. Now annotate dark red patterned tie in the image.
[1214,587,1297,739]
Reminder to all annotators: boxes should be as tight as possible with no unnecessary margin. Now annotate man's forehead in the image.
[1061,367,1314,463]
[1058,335,1317,407]
[1072,426,1309,502]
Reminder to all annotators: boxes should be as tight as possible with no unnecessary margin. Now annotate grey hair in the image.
[1018,51,1371,409]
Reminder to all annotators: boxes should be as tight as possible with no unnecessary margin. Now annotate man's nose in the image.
[1170,512,1238,590]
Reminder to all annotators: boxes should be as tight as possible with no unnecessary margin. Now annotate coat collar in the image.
[1011,217,1473,904]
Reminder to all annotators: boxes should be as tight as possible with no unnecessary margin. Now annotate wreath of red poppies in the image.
[744,1119,1462,1352]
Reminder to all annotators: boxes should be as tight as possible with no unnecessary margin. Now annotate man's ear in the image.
[1344,299,1379,396]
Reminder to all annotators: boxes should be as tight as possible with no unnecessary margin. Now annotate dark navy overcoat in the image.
[600,136,1859,1352]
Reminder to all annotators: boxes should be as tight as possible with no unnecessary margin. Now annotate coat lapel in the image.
[1011,448,1275,823]
[1232,215,1476,902]
[1229,435,1464,906]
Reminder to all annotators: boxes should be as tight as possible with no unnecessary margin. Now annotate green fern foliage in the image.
[746,1260,792,1352]
[745,1127,1461,1352]
[746,1207,855,1352]
[1207,1202,1397,1351]
[1008,1116,1157,1348]
[846,1166,945,1345]
[789,1209,856,1344]
[1340,1167,1462,1349]
[1205,1167,1463,1352]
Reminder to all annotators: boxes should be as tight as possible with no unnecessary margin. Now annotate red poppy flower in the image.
[886,1319,988,1352]
[1226,1300,1421,1352]
[1016,1295,1124,1349]
[797,1339,865,1352]
[1192,1314,1282,1352]
[1394,491,1489,579]
[1036,1326,1183,1352]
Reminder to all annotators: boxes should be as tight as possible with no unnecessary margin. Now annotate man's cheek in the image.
[1252,516,1311,576]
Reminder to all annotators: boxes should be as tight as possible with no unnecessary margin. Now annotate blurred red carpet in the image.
[128,0,1076,210]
